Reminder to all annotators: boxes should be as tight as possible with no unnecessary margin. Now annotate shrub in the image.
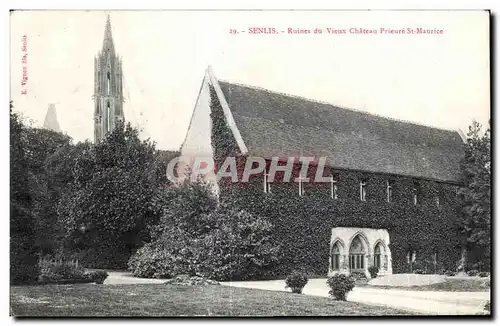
[38,256,88,284]
[478,272,490,278]
[189,208,280,281]
[471,261,489,273]
[467,269,479,277]
[72,247,132,270]
[411,261,433,274]
[38,269,63,283]
[128,233,185,279]
[350,271,368,281]
[484,301,490,313]
[438,269,456,276]
[131,203,280,282]
[85,270,109,284]
[327,274,355,301]
[164,275,220,286]
[285,271,308,294]
[10,210,40,285]
[368,266,379,278]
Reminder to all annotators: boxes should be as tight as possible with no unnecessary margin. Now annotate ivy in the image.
[209,84,240,168]
[216,177,462,277]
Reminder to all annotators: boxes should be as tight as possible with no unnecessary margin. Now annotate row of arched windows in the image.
[330,235,387,271]
[263,173,446,207]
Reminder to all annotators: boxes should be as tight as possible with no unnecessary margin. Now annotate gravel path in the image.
[368,274,446,287]
[221,278,490,315]
[104,271,165,285]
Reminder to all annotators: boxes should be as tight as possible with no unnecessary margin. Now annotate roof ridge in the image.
[218,79,458,134]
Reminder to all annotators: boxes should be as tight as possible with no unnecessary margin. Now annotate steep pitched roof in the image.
[102,14,115,55]
[217,81,464,183]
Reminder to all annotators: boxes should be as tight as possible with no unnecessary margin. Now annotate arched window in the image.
[413,182,420,205]
[349,235,366,270]
[107,71,111,95]
[386,180,393,202]
[107,101,111,131]
[330,174,338,199]
[360,180,367,201]
[263,168,271,193]
[374,243,382,269]
[331,242,341,271]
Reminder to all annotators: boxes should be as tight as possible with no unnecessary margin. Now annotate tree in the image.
[10,103,39,284]
[23,128,72,177]
[22,128,72,253]
[459,120,491,270]
[58,122,166,268]
[29,141,91,253]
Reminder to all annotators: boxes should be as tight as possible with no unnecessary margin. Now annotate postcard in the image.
[10,10,491,317]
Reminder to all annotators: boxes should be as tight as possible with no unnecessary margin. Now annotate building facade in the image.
[180,67,465,278]
[93,15,125,143]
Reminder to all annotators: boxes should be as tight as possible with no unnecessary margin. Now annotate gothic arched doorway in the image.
[349,235,366,271]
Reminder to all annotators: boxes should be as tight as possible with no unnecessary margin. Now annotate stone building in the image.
[180,67,465,277]
[93,15,125,143]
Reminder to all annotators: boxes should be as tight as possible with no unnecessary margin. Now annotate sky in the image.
[10,10,490,150]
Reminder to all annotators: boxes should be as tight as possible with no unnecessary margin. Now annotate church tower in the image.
[43,103,61,132]
[93,15,124,143]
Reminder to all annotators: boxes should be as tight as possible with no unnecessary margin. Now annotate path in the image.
[221,278,490,315]
[104,271,165,285]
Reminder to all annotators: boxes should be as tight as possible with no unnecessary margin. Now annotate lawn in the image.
[366,277,490,292]
[11,283,413,317]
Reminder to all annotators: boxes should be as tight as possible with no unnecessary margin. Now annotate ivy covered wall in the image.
[209,84,463,278]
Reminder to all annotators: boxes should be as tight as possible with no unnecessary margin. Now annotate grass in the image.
[11,283,413,317]
[366,278,490,292]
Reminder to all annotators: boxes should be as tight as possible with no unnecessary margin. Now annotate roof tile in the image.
[218,81,464,183]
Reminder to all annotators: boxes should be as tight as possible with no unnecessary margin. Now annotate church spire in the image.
[102,14,115,54]
[43,103,61,132]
